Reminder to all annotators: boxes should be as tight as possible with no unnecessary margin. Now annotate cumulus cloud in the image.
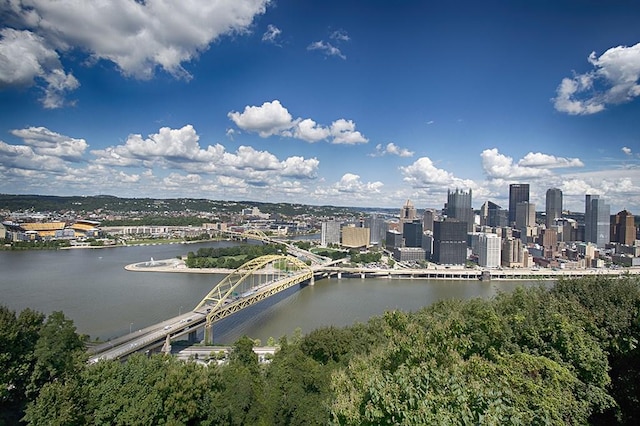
[481,148,555,180]
[281,156,320,179]
[0,140,69,173]
[228,100,368,144]
[334,173,383,193]
[0,29,79,108]
[1,0,269,105]
[307,41,346,60]
[622,146,632,155]
[228,100,293,137]
[518,152,584,168]
[553,42,640,114]
[262,24,282,45]
[401,157,474,189]
[91,124,319,181]
[371,142,414,157]
[11,126,87,161]
[293,118,331,142]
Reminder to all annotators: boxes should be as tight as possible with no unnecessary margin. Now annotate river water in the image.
[0,241,544,344]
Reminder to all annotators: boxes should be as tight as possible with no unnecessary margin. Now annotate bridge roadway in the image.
[88,268,316,363]
[87,309,209,363]
[317,265,640,280]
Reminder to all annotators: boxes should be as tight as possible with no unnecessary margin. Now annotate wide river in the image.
[0,241,544,344]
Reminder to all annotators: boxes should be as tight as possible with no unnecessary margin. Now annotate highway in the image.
[88,309,209,363]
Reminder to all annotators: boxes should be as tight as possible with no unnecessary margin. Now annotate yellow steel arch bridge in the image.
[194,254,313,344]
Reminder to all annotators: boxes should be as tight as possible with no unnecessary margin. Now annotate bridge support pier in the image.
[161,334,172,354]
[309,275,314,286]
[204,323,214,346]
[360,272,365,279]
[188,330,198,344]
[337,272,342,280]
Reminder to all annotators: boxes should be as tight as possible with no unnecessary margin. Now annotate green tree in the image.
[0,306,45,424]
[264,344,330,425]
[28,311,86,398]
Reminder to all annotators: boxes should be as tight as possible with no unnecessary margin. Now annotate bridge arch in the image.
[241,228,270,241]
[194,254,313,344]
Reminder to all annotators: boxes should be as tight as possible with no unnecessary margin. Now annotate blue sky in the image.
[1,0,639,213]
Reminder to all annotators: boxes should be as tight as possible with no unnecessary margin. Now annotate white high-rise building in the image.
[321,221,341,247]
[478,233,501,268]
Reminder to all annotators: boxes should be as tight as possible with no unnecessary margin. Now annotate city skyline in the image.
[1,1,639,212]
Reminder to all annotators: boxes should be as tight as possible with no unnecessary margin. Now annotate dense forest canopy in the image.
[2,275,639,424]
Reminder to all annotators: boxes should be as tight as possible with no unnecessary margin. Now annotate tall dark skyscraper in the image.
[403,220,423,247]
[445,188,473,233]
[508,183,530,225]
[432,219,467,265]
[545,188,563,228]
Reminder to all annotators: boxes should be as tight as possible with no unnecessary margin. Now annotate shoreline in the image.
[124,257,640,280]
[124,258,234,274]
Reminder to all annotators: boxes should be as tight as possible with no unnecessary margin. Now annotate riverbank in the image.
[124,258,234,274]
[124,257,640,280]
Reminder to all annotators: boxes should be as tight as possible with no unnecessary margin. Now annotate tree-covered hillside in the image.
[2,275,639,425]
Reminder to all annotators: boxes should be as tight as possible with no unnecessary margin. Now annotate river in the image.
[0,241,544,344]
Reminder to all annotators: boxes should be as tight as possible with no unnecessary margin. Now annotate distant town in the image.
[1,187,639,270]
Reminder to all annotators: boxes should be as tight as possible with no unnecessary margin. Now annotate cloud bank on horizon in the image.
[0,0,639,213]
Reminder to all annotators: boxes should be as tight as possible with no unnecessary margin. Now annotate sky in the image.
[1,0,639,214]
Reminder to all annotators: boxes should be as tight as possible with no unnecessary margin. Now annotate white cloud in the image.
[91,124,319,182]
[371,142,414,157]
[334,173,383,193]
[163,173,202,188]
[222,146,281,171]
[481,148,554,180]
[401,157,475,189]
[218,175,248,188]
[553,42,640,114]
[11,126,87,161]
[0,29,79,108]
[518,152,584,168]
[281,156,319,179]
[622,146,632,155]
[262,24,282,45]
[228,100,368,144]
[1,0,269,106]
[228,100,294,137]
[307,41,346,60]
[293,119,331,142]
[0,140,69,173]
[329,119,368,144]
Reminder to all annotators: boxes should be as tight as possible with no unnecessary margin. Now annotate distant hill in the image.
[0,194,361,217]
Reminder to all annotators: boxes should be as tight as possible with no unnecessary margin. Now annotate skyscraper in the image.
[399,199,417,231]
[545,188,563,228]
[515,201,536,243]
[364,213,387,245]
[445,188,474,233]
[321,221,341,246]
[432,219,467,265]
[480,201,508,228]
[403,220,423,247]
[422,209,436,232]
[611,210,636,245]
[585,195,610,248]
[508,183,529,226]
[477,233,501,268]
